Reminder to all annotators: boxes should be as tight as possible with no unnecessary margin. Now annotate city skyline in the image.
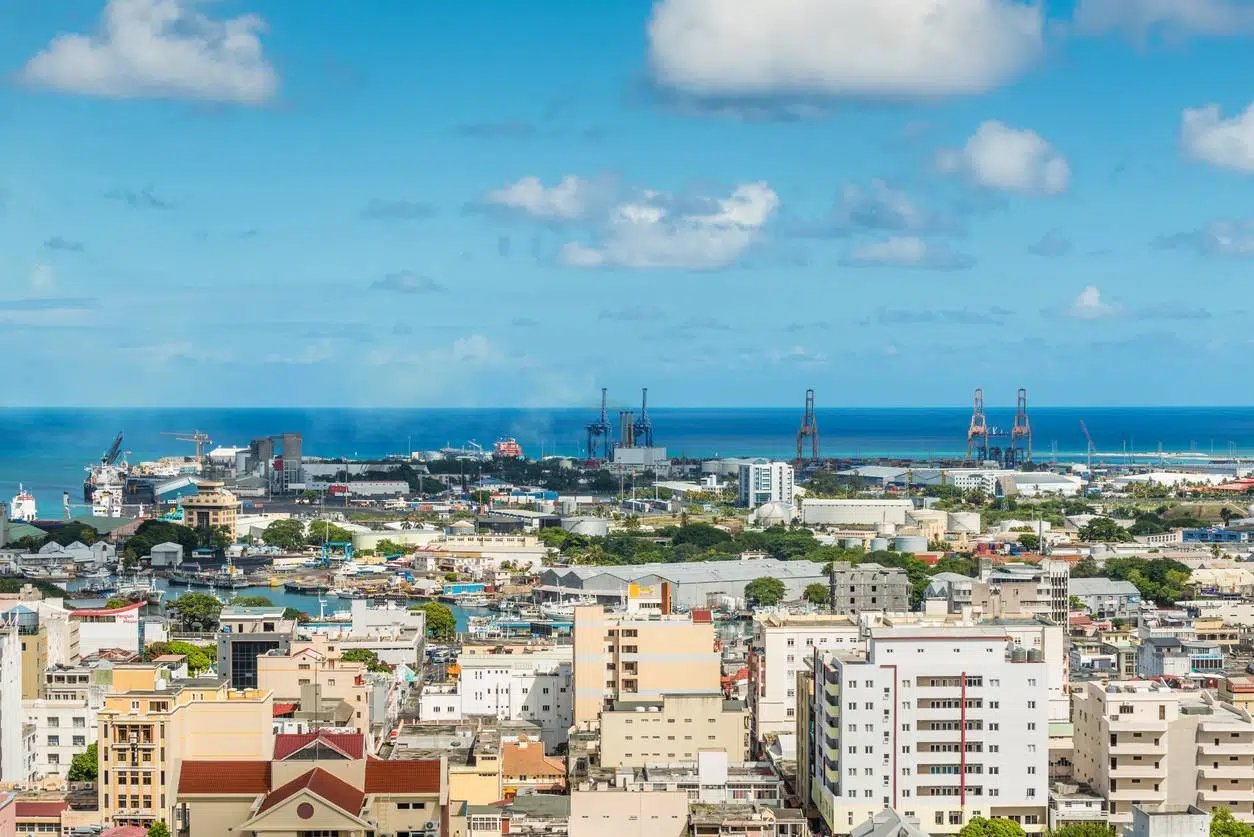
[2,0,1253,406]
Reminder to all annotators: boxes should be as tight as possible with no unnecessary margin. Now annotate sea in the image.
[4,406,1254,511]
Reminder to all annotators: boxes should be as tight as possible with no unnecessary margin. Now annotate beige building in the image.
[568,788,689,837]
[176,729,450,837]
[97,663,274,829]
[1072,680,1254,826]
[257,639,372,736]
[598,693,749,767]
[1193,618,1240,650]
[18,619,48,699]
[181,481,240,532]
[572,604,719,725]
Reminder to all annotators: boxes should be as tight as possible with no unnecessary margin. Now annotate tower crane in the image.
[162,430,213,468]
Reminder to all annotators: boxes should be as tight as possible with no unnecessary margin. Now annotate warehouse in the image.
[800,499,913,527]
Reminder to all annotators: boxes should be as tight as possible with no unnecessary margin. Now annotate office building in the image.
[216,606,297,690]
[968,561,1070,626]
[97,663,275,828]
[181,481,241,533]
[572,605,720,725]
[1071,680,1254,827]
[1135,639,1224,681]
[256,639,373,737]
[738,460,795,508]
[809,627,1050,835]
[597,693,749,767]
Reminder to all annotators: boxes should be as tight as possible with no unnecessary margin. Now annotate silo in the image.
[948,512,981,534]
[841,537,866,549]
[869,537,890,552]
[894,535,928,554]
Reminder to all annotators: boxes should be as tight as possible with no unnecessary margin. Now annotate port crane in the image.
[99,432,124,466]
[632,388,654,448]
[585,387,612,461]
[162,430,212,467]
[1079,420,1097,472]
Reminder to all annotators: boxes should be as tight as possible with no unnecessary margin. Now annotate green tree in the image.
[261,518,306,551]
[283,607,305,621]
[306,520,354,546]
[47,521,99,546]
[148,821,171,837]
[1018,532,1040,551]
[230,595,274,608]
[68,742,98,782]
[163,641,213,674]
[1211,808,1254,837]
[1048,824,1116,837]
[104,597,133,609]
[1078,517,1132,543]
[168,593,224,632]
[803,582,829,606]
[672,523,733,549]
[958,818,1026,837]
[374,539,407,557]
[341,648,390,672]
[744,576,786,607]
[423,602,457,640]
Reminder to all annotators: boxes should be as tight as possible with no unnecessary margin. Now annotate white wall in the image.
[0,627,25,782]
[24,693,102,778]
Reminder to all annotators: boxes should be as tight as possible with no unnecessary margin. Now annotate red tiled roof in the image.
[364,758,442,794]
[152,654,187,662]
[258,767,364,815]
[501,741,565,779]
[272,702,298,717]
[274,731,365,760]
[14,800,69,818]
[690,608,713,623]
[102,827,148,837]
[177,761,272,794]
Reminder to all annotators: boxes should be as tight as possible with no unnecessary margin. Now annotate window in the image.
[48,736,59,746]
[48,717,59,728]
[73,736,85,746]
[72,717,85,728]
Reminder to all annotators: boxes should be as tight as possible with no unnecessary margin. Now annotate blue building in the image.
[1183,528,1254,543]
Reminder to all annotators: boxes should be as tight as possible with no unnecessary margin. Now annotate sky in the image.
[2,0,1254,409]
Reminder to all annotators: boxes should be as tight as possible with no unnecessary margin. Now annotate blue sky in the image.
[3,0,1254,409]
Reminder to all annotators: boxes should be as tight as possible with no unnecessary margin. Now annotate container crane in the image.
[1079,420,1097,472]
[632,387,654,448]
[965,388,989,463]
[162,430,212,467]
[585,388,611,461]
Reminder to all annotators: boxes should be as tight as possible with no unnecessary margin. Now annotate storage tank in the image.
[563,517,609,538]
[1012,646,1029,662]
[1027,648,1044,662]
[841,537,866,550]
[894,535,928,554]
[948,511,981,534]
[869,537,890,552]
[876,523,897,536]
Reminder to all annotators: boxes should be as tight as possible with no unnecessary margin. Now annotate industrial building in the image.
[800,499,914,527]
[539,560,829,609]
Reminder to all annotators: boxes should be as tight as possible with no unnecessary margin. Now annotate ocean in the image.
[3,406,1254,510]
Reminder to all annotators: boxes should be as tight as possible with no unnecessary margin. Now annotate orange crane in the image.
[162,430,213,467]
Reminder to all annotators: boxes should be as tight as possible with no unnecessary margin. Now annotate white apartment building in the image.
[420,648,573,750]
[0,625,25,782]
[750,614,861,742]
[1071,680,1254,826]
[810,627,1050,836]
[24,692,103,778]
[738,460,795,508]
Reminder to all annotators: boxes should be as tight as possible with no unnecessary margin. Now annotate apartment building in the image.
[443,646,573,750]
[809,627,1050,836]
[572,605,719,725]
[1135,638,1224,680]
[97,663,275,828]
[25,664,108,778]
[749,614,861,742]
[967,560,1070,626]
[737,460,795,508]
[175,730,449,837]
[2,605,49,699]
[216,606,297,690]
[597,693,749,767]
[0,625,25,782]
[1071,680,1254,827]
[256,640,372,735]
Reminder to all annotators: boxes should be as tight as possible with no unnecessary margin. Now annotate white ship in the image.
[10,485,36,522]
[83,432,128,502]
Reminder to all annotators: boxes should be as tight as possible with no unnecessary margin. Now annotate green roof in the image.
[67,516,136,534]
[3,523,45,545]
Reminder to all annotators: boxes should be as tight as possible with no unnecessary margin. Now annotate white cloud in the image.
[22,0,277,104]
[647,0,1044,99]
[937,121,1070,194]
[1181,104,1254,173]
[1157,219,1254,256]
[483,175,610,221]
[30,264,54,292]
[837,180,959,233]
[559,182,780,270]
[1064,285,1122,320]
[1073,0,1254,39]
[841,236,974,270]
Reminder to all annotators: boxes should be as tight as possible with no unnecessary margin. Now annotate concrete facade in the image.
[597,693,750,767]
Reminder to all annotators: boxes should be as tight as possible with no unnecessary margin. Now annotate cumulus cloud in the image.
[370,272,446,294]
[21,0,278,104]
[1181,104,1254,173]
[647,0,1044,101]
[795,179,959,236]
[1062,286,1121,320]
[558,183,779,270]
[1155,220,1254,256]
[1028,230,1073,257]
[1072,0,1254,39]
[937,121,1071,195]
[481,175,613,222]
[840,236,974,270]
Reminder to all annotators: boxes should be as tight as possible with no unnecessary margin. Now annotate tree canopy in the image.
[1073,556,1190,606]
[745,576,786,607]
[167,593,224,632]
[261,519,305,551]
[958,818,1026,837]
[1078,517,1132,543]
[231,595,274,608]
[68,742,98,782]
[341,648,391,672]
[1211,809,1254,837]
[148,822,171,837]
[803,583,829,606]
[307,520,354,546]
[47,521,100,546]
[104,597,133,609]
[423,602,457,639]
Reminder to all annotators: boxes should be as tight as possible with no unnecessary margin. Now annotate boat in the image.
[538,595,597,620]
[80,567,112,579]
[456,594,491,607]
[10,485,36,522]
[83,432,128,503]
[493,437,524,458]
[285,579,331,594]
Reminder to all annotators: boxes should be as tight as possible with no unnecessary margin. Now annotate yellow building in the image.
[256,639,372,736]
[175,730,450,837]
[17,619,47,699]
[97,664,274,829]
[597,693,749,768]
[181,481,240,533]
[572,604,720,725]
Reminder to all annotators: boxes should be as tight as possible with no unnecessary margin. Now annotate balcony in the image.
[1109,719,1168,734]
[1199,741,1251,756]
[1199,789,1254,803]
[1108,764,1165,779]
[1108,740,1163,756]
[1107,786,1166,801]
[1199,766,1254,780]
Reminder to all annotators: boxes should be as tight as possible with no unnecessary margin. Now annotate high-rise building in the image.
[26,663,109,778]
[809,627,1050,835]
[97,663,274,829]
[215,606,297,690]
[572,605,720,726]
[737,460,795,508]
[1071,680,1254,827]
[0,625,26,783]
[180,481,240,533]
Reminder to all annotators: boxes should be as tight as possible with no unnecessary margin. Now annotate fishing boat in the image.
[285,579,331,594]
